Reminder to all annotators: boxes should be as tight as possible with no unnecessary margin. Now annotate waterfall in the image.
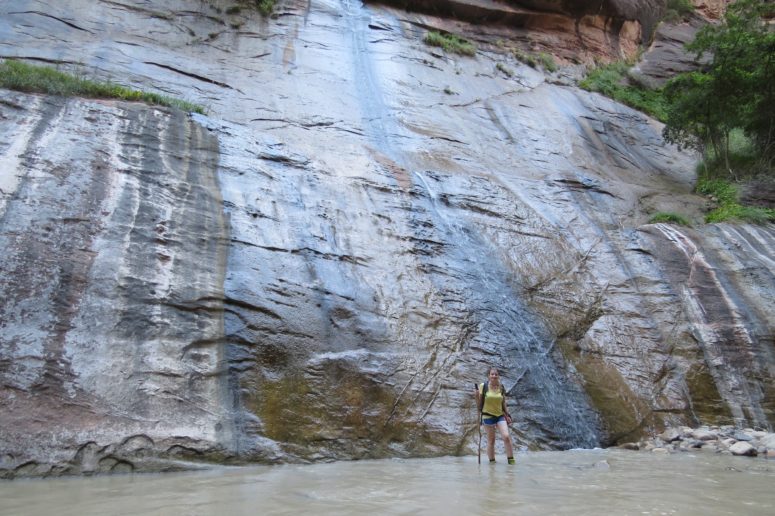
[414,171,601,448]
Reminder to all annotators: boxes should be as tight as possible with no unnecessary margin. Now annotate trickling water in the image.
[341,0,395,153]
[413,170,601,448]
[334,0,599,449]
[2,451,773,515]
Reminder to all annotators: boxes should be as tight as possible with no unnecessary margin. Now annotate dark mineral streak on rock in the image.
[640,224,775,427]
[0,92,232,478]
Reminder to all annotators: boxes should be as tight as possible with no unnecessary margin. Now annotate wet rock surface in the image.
[0,0,773,477]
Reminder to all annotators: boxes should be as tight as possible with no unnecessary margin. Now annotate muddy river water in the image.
[1,449,773,515]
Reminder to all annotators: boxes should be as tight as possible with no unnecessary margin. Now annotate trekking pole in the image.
[474,383,481,464]
[477,421,482,464]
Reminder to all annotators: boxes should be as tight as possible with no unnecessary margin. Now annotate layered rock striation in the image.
[371,0,671,62]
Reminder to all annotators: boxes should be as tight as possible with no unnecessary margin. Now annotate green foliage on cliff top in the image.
[663,0,774,178]
[661,0,774,224]
[0,59,205,114]
[424,31,476,56]
[579,61,668,122]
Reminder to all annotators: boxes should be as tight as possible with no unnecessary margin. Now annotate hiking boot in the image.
[507,457,515,465]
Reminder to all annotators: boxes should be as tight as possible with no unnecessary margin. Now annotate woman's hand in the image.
[506,414,513,425]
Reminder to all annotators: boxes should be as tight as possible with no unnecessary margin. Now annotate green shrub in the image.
[513,50,537,68]
[695,129,767,180]
[538,52,557,72]
[513,50,557,72]
[704,203,775,224]
[695,176,775,223]
[696,177,738,205]
[496,63,513,77]
[424,31,476,56]
[579,61,668,121]
[0,59,205,114]
[662,0,774,172]
[649,212,691,225]
[668,0,695,15]
[257,0,275,16]
[664,0,695,22]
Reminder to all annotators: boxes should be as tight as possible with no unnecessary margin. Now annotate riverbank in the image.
[620,425,775,458]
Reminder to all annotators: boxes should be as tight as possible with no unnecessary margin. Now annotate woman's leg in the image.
[485,424,496,461]
[496,420,514,460]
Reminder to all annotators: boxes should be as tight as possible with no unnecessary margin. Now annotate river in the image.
[1,449,773,515]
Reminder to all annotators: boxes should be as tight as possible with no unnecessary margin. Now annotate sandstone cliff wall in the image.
[0,0,772,477]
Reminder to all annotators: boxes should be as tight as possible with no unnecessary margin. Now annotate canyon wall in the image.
[0,0,772,477]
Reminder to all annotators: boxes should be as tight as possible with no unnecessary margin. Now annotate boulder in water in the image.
[729,442,757,457]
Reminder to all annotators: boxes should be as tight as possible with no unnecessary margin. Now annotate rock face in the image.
[0,0,773,477]
[633,0,733,86]
[373,0,665,63]
[0,93,234,475]
[632,16,706,87]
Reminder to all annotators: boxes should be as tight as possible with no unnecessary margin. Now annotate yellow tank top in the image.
[479,382,505,417]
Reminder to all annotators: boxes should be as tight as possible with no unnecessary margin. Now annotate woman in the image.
[474,367,515,464]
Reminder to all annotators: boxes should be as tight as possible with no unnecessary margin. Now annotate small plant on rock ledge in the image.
[513,49,557,72]
[513,49,537,68]
[648,212,691,226]
[537,52,557,72]
[423,31,476,56]
[663,0,695,23]
[496,63,513,77]
[0,59,206,114]
[233,0,274,16]
[580,60,668,121]
[256,0,275,16]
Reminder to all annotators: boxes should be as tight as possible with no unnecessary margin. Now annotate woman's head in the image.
[488,367,500,382]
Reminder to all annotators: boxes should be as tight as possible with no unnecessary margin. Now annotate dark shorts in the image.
[482,415,506,426]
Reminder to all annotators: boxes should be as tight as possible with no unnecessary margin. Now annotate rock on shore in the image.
[621,426,775,458]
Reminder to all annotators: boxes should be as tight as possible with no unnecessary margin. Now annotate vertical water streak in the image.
[414,171,601,448]
[341,0,396,158]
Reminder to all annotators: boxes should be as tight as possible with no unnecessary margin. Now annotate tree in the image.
[663,0,775,175]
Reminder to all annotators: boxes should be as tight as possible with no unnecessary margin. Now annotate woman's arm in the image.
[502,396,512,424]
